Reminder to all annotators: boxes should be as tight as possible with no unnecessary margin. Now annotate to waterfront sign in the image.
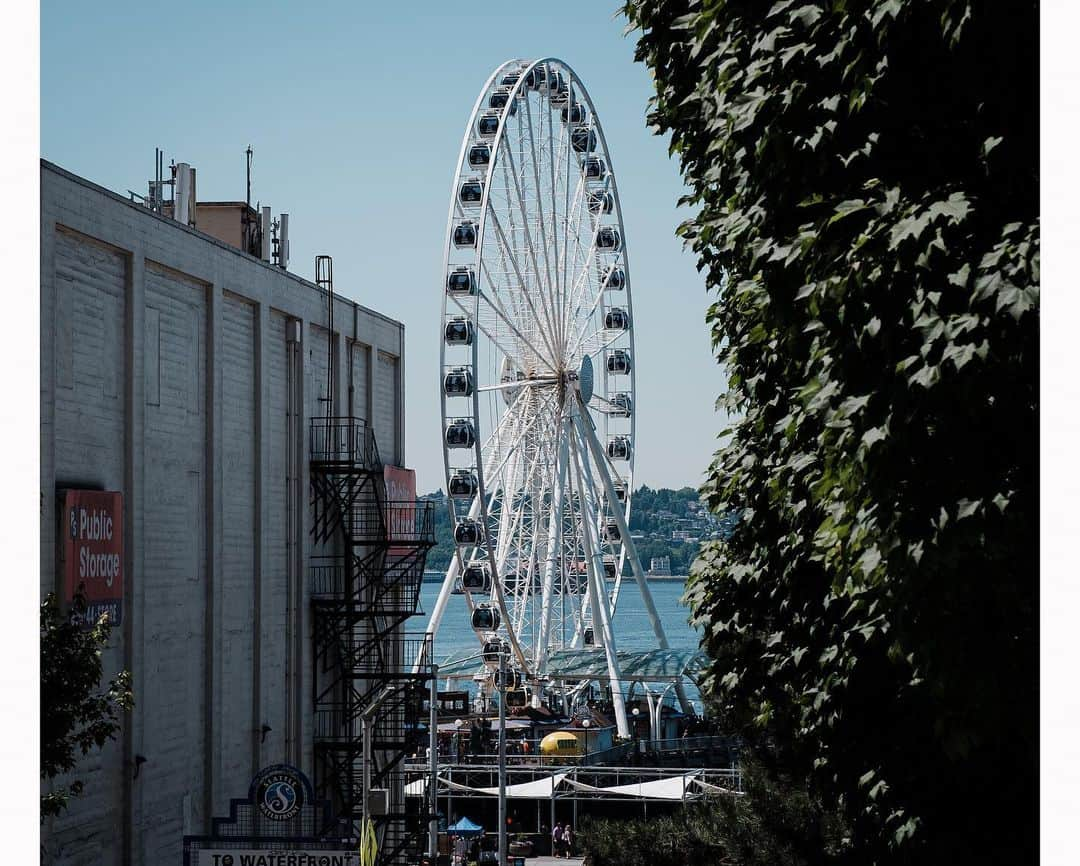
[195,851,356,866]
[183,764,352,866]
[60,490,123,625]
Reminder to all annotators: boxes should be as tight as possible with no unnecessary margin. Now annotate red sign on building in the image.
[383,466,417,552]
[61,490,124,625]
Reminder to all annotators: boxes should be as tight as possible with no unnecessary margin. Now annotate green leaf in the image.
[956,498,980,520]
[858,546,882,576]
[829,198,870,224]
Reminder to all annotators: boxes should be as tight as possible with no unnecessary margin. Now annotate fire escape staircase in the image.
[309,416,436,865]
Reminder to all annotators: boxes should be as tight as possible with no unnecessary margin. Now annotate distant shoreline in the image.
[420,572,688,583]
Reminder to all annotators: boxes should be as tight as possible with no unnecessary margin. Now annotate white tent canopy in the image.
[414,770,734,802]
[562,772,699,801]
[472,773,568,798]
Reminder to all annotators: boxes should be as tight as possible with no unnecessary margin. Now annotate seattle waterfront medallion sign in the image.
[255,766,306,822]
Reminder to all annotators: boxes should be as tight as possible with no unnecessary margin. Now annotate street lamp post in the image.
[498,652,507,866]
[581,718,591,765]
[429,664,439,862]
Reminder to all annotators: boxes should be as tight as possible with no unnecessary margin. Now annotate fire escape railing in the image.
[309,416,436,866]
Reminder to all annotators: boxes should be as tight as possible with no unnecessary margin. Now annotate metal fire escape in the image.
[309,416,435,865]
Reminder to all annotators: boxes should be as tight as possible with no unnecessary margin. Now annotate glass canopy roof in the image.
[434,647,709,683]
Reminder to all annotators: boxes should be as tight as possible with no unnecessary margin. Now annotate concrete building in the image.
[39,159,415,864]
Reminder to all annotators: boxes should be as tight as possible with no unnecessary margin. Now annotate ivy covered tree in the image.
[41,591,134,819]
[622,1,1037,863]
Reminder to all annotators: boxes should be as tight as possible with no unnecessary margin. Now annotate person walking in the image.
[552,822,564,858]
[452,834,467,866]
[563,824,575,858]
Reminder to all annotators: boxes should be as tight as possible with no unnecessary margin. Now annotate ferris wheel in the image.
[425,59,676,737]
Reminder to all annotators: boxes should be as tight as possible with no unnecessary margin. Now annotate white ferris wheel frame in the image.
[426,58,682,735]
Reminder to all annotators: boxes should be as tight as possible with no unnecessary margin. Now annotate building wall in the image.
[40,161,407,865]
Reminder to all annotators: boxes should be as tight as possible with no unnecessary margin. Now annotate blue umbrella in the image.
[446,816,484,836]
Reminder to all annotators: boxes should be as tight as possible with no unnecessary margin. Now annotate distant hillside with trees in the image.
[421,486,733,575]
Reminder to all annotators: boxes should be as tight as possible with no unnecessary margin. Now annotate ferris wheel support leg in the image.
[569,423,630,740]
[416,555,461,673]
[572,403,695,716]
[537,430,568,673]
[417,489,485,671]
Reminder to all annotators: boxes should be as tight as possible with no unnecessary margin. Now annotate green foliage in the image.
[622,1,1037,863]
[580,758,848,866]
[579,800,726,866]
[706,757,850,866]
[423,490,457,574]
[41,592,134,820]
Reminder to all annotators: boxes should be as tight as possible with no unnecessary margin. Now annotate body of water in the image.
[417,578,703,668]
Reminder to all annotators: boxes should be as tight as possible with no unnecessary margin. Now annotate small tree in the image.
[40,590,134,819]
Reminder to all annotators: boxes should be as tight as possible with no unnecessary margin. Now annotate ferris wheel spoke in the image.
[496,152,565,367]
[560,242,596,356]
[568,300,628,362]
[570,262,618,352]
[574,326,623,360]
[486,389,558,499]
[486,207,562,364]
[476,378,557,394]
[560,197,604,352]
[561,184,596,336]
[488,165,534,343]
[543,88,569,354]
[562,237,604,354]
[459,283,556,374]
[559,172,589,329]
[498,143,565,362]
[520,96,560,336]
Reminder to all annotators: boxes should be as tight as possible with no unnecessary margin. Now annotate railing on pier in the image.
[401,764,743,801]
[423,734,738,768]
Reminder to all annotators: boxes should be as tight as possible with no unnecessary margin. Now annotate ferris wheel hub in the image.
[576,355,594,404]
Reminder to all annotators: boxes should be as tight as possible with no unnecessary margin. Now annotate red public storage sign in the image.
[61,490,123,625]
[383,466,417,552]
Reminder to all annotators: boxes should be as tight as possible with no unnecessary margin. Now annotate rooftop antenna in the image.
[245,145,253,209]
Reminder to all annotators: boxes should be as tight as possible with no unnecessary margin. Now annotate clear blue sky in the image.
[41,0,727,494]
